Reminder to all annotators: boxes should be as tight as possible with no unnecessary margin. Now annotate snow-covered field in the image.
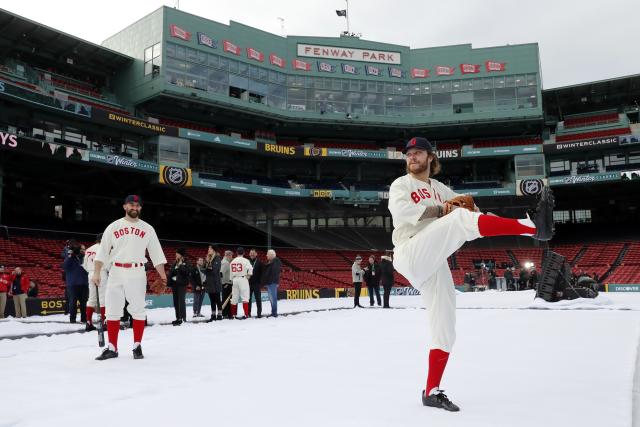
[1,290,639,427]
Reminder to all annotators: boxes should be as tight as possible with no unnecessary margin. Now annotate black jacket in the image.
[204,255,222,293]
[261,257,282,286]
[363,262,381,287]
[248,257,263,288]
[169,260,190,288]
[379,256,394,287]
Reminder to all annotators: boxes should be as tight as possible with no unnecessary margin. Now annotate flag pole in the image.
[346,0,350,33]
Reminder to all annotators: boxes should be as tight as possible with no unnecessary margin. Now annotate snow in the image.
[1,291,639,427]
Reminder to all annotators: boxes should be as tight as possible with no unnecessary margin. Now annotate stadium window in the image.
[166,43,175,58]
[229,60,239,74]
[526,74,537,86]
[629,151,640,164]
[573,210,592,224]
[550,160,570,175]
[553,210,570,224]
[515,154,545,177]
[144,42,162,76]
[175,45,186,60]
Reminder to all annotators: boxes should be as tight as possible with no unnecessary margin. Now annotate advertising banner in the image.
[462,144,542,157]
[460,186,516,197]
[89,151,158,172]
[548,172,620,186]
[179,128,257,150]
[543,136,619,153]
[93,110,177,136]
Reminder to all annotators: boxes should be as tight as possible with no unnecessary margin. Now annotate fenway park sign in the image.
[297,44,401,64]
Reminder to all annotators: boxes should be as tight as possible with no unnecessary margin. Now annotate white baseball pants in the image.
[231,277,250,304]
[105,267,147,321]
[87,269,108,308]
[393,208,482,352]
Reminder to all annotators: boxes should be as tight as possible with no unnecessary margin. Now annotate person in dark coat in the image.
[248,249,263,318]
[261,249,281,317]
[363,255,382,306]
[62,240,89,325]
[192,257,206,318]
[169,248,190,326]
[204,245,223,322]
[504,267,514,291]
[379,251,395,308]
[518,268,529,291]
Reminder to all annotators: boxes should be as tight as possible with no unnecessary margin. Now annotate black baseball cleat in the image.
[85,323,97,332]
[422,389,460,412]
[132,344,144,360]
[532,186,555,241]
[95,346,118,361]
[171,319,183,326]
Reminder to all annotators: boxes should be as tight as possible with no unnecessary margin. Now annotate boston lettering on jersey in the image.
[410,187,444,204]
[113,227,147,239]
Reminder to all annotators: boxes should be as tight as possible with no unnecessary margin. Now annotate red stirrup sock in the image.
[231,304,238,317]
[106,320,120,350]
[243,302,249,317]
[86,307,94,325]
[426,349,450,395]
[132,319,145,343]
[99,307,106,321]
[477,214,536,237]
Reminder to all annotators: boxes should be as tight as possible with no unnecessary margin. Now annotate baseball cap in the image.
[124,194,142,205]
[402,137,434,154]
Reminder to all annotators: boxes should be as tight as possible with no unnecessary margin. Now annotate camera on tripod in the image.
[536,251,598,302]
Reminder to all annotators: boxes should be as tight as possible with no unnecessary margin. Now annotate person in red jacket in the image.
[9,267,30,318]
[0,264,11,319]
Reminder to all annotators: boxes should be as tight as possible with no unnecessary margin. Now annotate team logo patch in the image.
[160,166,192,187]
[519,179,543,196]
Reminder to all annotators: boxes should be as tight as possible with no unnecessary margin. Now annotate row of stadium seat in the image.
[2,236,639,297]
[563,112,619,129]
[555,127,631,142]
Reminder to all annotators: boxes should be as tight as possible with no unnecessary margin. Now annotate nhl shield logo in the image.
[162,166,189,187]
[519,179,543,196]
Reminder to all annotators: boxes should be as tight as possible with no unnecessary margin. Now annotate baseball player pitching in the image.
[91,195,168,360]
[229,247,253,319]
[82,233,107,332]
[389,137,554,411]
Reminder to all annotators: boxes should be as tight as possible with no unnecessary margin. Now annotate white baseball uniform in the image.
[388,174,482,352]
[230,256,252,304]
[94,217,166,321]
[82,243,107,308]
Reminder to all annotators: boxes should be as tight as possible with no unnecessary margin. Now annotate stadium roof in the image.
[0,8,132,75]
[543,73,640,119]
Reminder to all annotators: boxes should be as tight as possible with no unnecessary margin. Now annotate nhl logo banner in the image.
[246,47,264,62]
[365,65,381,76]
[160,165,192,187]
[169,24,191,41]
[411,68,430,78]
[223,40,241,55]
[388,67,404,78]
[435,66,455,76]
[341,63,359,75]
[318,61,336,73]
[485,61,506,72]
[293,59,311,71]
[460,63,480,74]
[197,33,217,49]
[270,54,286,68]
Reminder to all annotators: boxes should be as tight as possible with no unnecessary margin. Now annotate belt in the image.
[234,276,246,279]
[114,262,144,268]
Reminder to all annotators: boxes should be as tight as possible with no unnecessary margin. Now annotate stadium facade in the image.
[0,6,639,250]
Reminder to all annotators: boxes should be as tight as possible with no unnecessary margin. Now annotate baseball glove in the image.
[446,195,475,212]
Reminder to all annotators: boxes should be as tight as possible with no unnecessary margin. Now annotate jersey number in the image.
[231,263,243,273]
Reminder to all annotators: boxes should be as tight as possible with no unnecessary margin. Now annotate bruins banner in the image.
[160,165,192,187]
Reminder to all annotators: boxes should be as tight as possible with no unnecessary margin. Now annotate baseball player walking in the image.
[389,137,553,411]
[91,195,167,360]
[82,233,107,331]
[229,247,252,319]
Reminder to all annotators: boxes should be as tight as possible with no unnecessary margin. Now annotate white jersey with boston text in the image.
[82,243,102,273]
[230,256,253,279]
[388,174,460,247]
[94,217,167,268]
